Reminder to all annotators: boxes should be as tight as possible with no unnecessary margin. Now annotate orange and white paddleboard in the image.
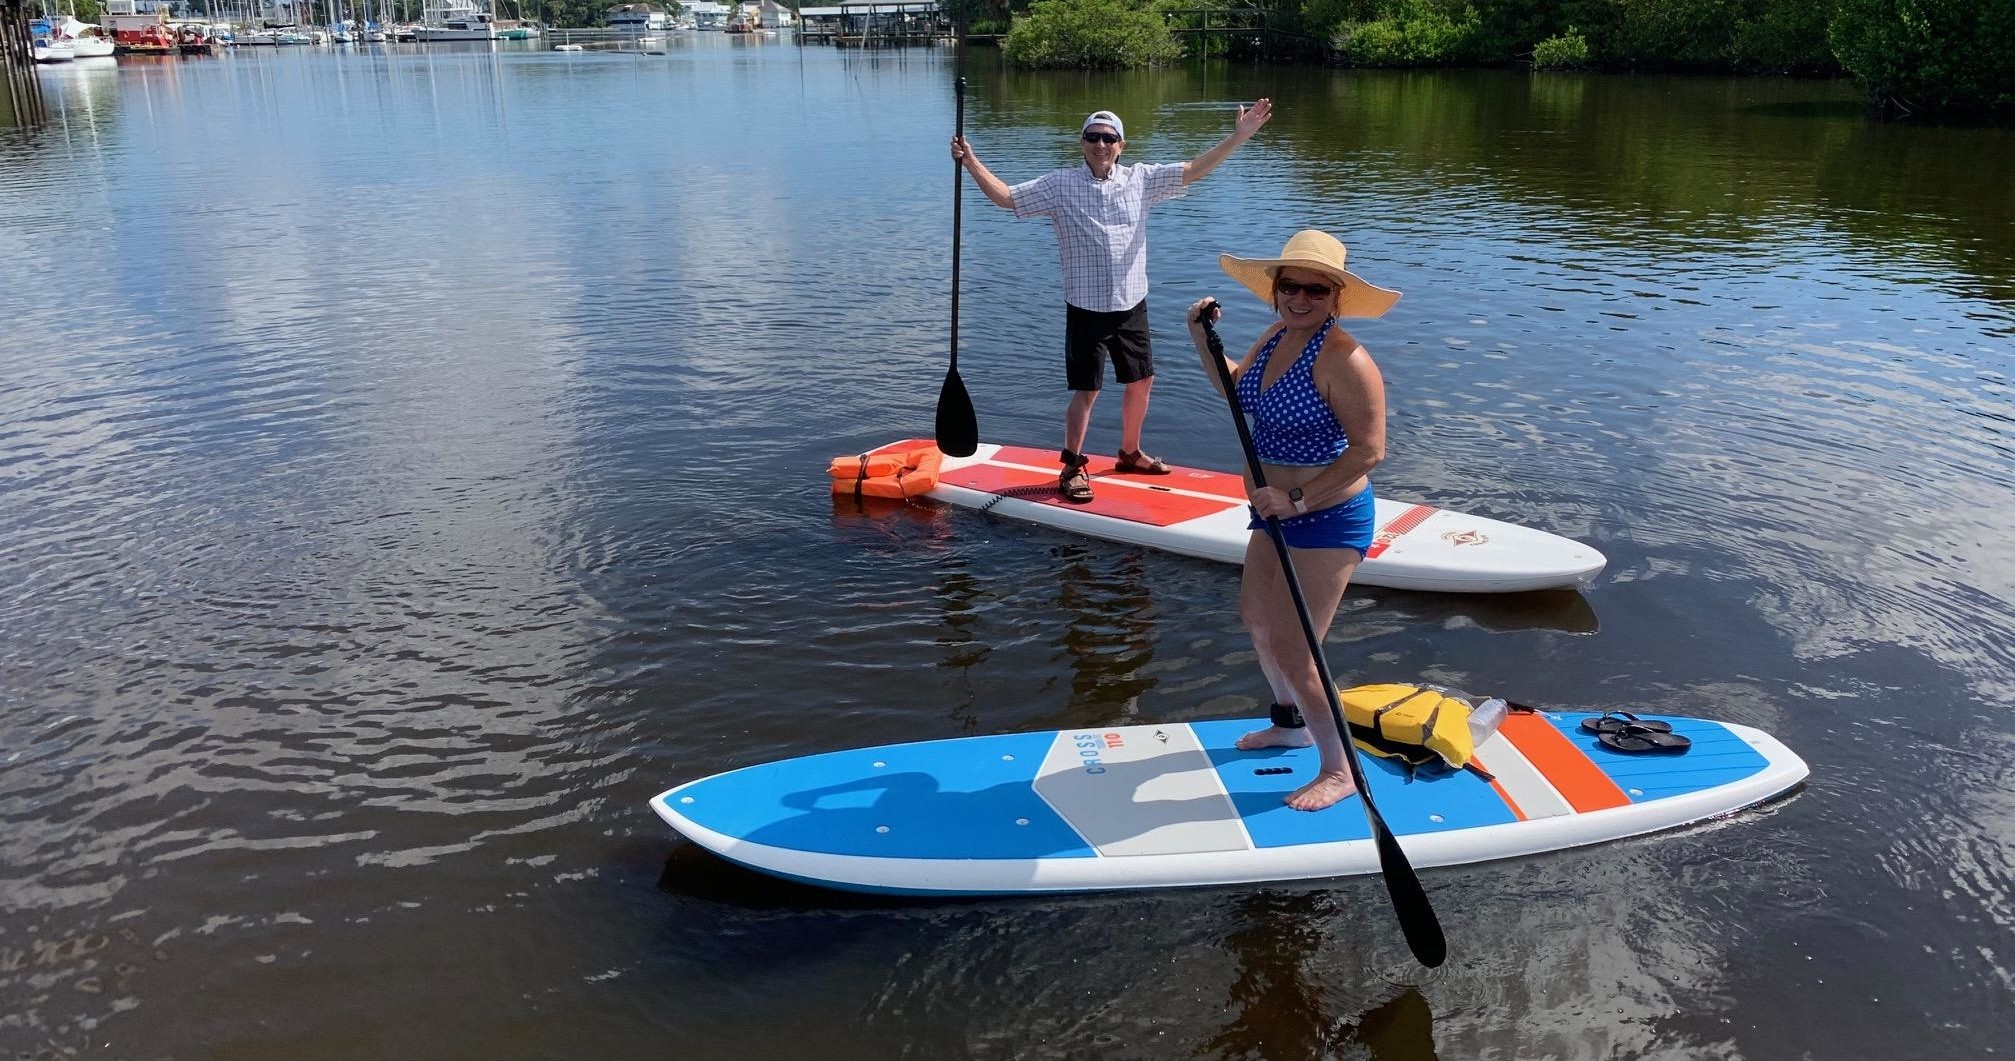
[863,440,1606,594]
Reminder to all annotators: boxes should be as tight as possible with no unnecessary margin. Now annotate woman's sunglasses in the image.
[1274,279,1336,299]
[1081,132,1121,145]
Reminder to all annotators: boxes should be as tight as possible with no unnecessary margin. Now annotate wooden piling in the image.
[2,0,48,125]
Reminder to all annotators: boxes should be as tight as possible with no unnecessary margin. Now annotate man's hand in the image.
[952,136,1015,209]
[1234,98,1273,140]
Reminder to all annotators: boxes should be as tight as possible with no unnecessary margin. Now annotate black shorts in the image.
[1064,299,1152,392]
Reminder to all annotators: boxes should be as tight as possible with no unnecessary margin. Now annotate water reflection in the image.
[1,72,42,127]
[830,494,1169,729]
[4,40,2015,1061]
[1368,587,1599,636]
[1054,547,1159,721]
[1203,892,1440,1060]
[834,494,1599,638]
[1207,890,1334,1058]
[656,836,904,910]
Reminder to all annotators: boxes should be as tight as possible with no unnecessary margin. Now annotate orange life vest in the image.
[829,445,942,500]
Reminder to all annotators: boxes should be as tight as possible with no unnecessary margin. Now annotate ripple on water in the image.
[3,47,2014,1061]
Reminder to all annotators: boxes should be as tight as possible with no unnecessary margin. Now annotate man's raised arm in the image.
[1183,98,1273,185]
[951,136,1017,210]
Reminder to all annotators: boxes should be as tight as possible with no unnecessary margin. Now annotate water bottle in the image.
[1468,697,1509,746]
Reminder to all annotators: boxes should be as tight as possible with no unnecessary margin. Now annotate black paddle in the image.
[1197,300,1447,969]
[934,76,979,458]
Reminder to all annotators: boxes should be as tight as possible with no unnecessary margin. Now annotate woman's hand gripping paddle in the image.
[934,77,979,458]
[1196,299,1447,969]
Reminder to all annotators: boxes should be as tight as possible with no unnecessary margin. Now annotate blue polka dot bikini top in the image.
[1236,320,1350,467]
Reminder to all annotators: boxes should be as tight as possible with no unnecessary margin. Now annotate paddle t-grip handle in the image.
[1198,299,1225,359]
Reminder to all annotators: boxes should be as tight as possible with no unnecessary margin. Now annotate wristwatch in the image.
[1289,488,1308,515]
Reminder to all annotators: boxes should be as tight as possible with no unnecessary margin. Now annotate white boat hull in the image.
[413,26,496,40]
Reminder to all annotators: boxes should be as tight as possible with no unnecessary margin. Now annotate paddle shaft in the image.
[1198,306,1446,969]
[934,77,979,456]
[949,78,963,371]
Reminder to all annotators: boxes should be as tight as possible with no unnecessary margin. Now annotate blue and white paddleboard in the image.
[650,710,1807,895]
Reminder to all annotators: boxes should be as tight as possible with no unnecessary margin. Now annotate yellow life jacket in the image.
[1339,684,1484,779]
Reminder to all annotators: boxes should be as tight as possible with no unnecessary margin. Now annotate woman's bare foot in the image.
[1285,770,1357,811]
[1236,725,1315,751]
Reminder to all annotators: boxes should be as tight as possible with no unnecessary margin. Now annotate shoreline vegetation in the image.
[946,0,2013,121]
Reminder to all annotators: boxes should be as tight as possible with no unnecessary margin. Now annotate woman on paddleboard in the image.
[1187,229,1402,811]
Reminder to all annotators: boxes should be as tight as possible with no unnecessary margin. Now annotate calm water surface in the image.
[3,38,2013,1060]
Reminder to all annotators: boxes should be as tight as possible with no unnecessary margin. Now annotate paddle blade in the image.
[935,369,978,457]
[1373,822,1447,967]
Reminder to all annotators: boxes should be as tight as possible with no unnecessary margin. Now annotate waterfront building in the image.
[605,3,671,33]
[686,2,728,30]
[796,1,945,45]
[101,0,177,52]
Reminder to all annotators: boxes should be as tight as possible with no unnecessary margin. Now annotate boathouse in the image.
[796,0,946,45]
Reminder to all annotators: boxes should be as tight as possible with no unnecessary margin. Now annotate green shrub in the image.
[1003,0,1184,68]
[1530,26,1589,68]
[1469,0,1568,61]
[1333,0,1483,65]
[1729,2,1836,73]
[1301,0,1392,32]
[1829,0,2015,115]
[1582,0,1742,66]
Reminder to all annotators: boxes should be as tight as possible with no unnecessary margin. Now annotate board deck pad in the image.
[652,710,1807,895]
[936,462,1234,527]
[1036,724,1248,856]
[868,440,1609,594]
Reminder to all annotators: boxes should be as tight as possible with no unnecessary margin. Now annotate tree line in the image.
[971,0,2011,119]
[72,0,2004,118]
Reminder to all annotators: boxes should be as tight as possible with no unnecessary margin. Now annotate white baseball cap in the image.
[1080,110,1124,139]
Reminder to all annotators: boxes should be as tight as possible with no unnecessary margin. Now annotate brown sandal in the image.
[1115,449,1171,475]
[1059,451,1094,503]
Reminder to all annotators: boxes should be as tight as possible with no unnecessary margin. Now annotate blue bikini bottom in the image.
[1248,485,1376,554]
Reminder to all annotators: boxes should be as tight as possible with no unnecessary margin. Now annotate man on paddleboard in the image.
[950,100,1273,503]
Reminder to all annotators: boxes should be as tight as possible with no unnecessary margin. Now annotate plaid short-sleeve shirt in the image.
[1009,161,1188,313]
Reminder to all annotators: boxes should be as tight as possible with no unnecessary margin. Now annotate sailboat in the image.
[492,3,540,39]
[31,20,76,62]
[34,7,119,60]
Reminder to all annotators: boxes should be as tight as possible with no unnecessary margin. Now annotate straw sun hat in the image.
[1218,229,1401,319]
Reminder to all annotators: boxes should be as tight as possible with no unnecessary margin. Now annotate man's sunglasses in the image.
[1081,132,1121,145]
[1274,279,1336,299]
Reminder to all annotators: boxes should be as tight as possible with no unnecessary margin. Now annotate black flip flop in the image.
[1596,727,1692,754]
[1580,711,1674,737]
